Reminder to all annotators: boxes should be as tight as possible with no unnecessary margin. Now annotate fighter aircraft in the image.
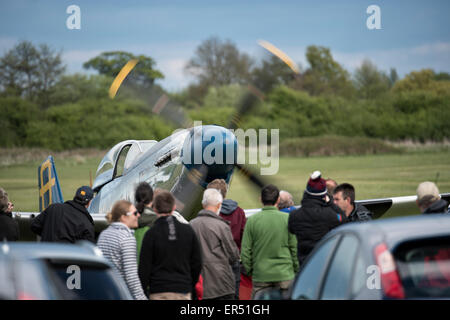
[14,123,243,240]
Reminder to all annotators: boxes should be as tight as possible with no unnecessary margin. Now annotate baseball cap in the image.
[74,186,94,204]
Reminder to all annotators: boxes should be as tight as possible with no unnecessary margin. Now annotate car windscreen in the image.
[395,236,450,298]
[47,262,129,300]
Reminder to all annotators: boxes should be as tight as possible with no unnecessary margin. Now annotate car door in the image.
[290,235,341,300]
[320,233,361,300]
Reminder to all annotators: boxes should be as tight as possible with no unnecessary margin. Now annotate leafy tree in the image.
[25,98,174,150]
[49,74,111,105]
[388,68,399,88]
[83,51,164,88]
[0,97,40,147]
[301,46,355,98]
[202,84,246,109]
[393,69,450,95]
[35,44,66,107]
[353,59,390,99]
[434,72,450,81]
[251,55,296,92]
[0,41,65,106]
[185,37,253,87]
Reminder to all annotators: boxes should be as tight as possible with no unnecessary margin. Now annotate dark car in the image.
[257,214,450,300]
[0,241,133,300]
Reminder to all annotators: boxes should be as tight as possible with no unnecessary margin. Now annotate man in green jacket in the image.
[241,184,299,299]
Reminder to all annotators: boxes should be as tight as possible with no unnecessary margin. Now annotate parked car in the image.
[0,241,133,300]
[256,214,450,300]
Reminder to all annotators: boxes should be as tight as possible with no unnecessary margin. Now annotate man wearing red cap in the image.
[288,171,347,266]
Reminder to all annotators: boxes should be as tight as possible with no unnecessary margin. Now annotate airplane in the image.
[14,124,241,240]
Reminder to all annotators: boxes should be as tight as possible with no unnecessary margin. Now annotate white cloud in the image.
[158,58,195,91]
[62,49,103,73]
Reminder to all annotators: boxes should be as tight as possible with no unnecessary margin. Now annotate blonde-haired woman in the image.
[97,200,147,300]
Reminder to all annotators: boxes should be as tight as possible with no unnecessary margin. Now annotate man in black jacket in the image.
[31,186,95,243]
[138,190,202,300]
[288,171,347,267]
[0,188,20,241]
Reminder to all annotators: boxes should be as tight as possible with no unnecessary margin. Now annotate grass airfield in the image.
[0,149,449,216]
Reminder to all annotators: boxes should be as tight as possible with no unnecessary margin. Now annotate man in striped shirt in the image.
[97,200,147,300]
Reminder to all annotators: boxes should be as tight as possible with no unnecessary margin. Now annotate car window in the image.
[351,254,367,297]
[48,263,130,300]
[321,234,359,300]
[395,236,450,298]
[14,260,61,300]
[291,236,340,300]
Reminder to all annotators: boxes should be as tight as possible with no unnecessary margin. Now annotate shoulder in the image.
[45,203,66,212]
[175,218,194,231]
[236,206,246,216]
[355,204,373,220]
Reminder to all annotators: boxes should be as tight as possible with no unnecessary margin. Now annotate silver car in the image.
[257,214,450,300]
[0,241,133,300]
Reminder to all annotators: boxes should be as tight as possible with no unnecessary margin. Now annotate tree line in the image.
[0,37,449,151]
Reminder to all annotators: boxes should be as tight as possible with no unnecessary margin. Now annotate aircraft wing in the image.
[243,193,450,219]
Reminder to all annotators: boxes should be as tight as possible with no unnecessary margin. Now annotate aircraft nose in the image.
[181,125,238,184]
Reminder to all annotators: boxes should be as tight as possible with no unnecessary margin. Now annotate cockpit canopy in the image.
[92,140,157,191]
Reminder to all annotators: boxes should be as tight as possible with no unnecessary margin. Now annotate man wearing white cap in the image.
[416,181,448,214]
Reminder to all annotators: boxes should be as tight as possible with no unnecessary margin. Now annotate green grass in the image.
[0,151,449,213]
[0,157,100,212]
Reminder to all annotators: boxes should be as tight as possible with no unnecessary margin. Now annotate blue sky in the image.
[1,0,449,91]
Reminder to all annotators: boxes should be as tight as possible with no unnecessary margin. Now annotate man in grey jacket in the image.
[190,188,240,300]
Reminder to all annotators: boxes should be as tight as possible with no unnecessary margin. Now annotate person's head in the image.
[153,190,176,216]
[416,181,440,213]
[207,179,227,199]
[106,200,140,229]
[202,188,223,215]
[326,179,338,194]
[135,182,154,214]
[305,171,327,198]
[261,184,280,206]
[0,187,12,213]
[73,186,94,208]
[278,190,294,210]
[333,183,355,217]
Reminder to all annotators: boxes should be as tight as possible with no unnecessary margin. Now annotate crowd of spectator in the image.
[1,170,449,300]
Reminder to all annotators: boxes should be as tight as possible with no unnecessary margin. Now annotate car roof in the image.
[0,242,108,265]
[327,214,450,249]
